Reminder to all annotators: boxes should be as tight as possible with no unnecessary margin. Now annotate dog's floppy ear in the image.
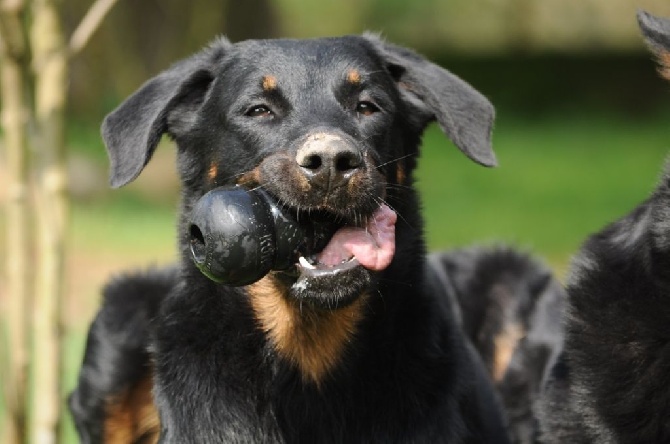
[638,10,670,81]
[102,37,231,188]
[364,34,496,167]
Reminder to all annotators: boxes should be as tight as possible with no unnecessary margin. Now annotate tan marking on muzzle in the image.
[237,168,261,187]
[248,276,366,386]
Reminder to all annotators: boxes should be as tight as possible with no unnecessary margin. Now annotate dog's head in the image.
[101,35,495,309]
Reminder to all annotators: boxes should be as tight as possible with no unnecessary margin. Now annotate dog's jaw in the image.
[286,203,396,308]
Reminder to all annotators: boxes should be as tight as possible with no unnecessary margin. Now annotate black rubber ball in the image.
[188,185,304,286]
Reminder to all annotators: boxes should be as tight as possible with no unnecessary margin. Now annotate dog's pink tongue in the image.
[316,205,396,271]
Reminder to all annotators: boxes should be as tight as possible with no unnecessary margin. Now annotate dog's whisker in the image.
[375,153,414,170]
[374,196,413,230]
[385,183,415,191]
[375,289,386,311]
[248,184,265,193]
[218,171,252,183]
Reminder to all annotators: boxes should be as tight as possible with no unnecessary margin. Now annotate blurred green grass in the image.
[71,195,176,256]
[417,113,669,275]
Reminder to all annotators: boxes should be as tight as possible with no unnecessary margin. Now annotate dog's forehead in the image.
[223,36,382,84]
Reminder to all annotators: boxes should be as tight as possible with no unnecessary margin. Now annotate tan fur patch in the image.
[294,171,311,192]
[104,371,160,444]
[347,69,361,85]
[262,75,278,91]
[237,167,261,187]
[237,156,311,193]
[248,276,366,386]
[208,162,218,182]
[658,51,670,81]
[396,163,406,185]
[492,324,525,382]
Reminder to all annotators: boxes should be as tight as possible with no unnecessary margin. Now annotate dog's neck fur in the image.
[247,275,367,386]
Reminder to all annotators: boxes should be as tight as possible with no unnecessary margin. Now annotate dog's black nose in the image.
[296,133,363,190]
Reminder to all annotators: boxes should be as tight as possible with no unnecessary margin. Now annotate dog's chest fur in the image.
[151,258,470,443]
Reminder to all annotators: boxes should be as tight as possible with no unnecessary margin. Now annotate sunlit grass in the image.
[71,195,177,256]
[417,113,669,275]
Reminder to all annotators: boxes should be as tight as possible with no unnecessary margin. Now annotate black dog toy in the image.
[188,185,308,286]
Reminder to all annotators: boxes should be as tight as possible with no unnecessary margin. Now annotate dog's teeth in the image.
[299,256,316,269]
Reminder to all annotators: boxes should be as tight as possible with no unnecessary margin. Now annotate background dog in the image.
[429,247,564,443]
[537,10,670,443]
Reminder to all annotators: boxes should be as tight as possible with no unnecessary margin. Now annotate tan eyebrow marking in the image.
[262,75,278,91]
[208,162,218,181]
[396,163,406,186]
[346,69,361,85]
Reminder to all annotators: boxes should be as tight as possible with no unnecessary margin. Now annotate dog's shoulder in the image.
[540,168,670,441]
[69,266,178,444]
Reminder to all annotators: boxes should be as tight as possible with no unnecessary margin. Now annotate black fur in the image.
[67,34,544,443]
[537,11,670,442]
[538,177,670,441]
[539,168,670,442]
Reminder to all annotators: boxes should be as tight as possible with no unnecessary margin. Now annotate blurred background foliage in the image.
[53,0,670,264]
[4,2,670,439]
[62,0,670,119]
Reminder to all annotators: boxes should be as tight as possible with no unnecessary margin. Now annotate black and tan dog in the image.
[537,11,670,443]
[69,34,562,443]
[430,247,564,443]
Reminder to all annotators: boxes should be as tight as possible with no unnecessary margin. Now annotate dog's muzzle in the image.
[188,184,397,288]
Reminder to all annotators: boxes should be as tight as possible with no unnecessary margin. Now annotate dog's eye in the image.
[356,101,380,117]
[246,105,273,118]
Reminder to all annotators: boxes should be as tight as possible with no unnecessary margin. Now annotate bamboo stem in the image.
[68,0,119,56]
[0,0,31,442]
[1,52,31,444]
[2,0,119,441]
[30,0,68,442]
